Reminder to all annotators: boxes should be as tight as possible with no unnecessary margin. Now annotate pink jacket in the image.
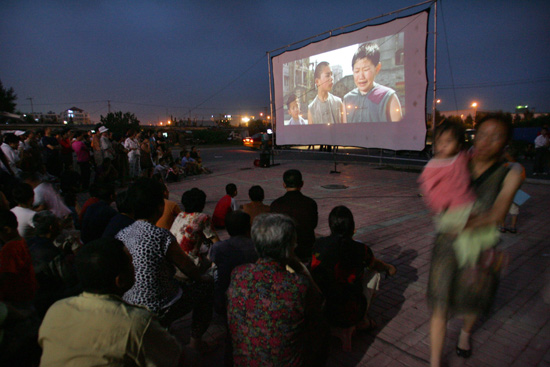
[418,152,476,213]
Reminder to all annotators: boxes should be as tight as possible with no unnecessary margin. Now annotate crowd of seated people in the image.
[1,125,401,367]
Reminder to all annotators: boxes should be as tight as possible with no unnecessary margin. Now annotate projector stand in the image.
[330,146,340,174]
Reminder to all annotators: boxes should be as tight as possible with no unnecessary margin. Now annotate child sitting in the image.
[212,183,238,229]
[418,120,499,268]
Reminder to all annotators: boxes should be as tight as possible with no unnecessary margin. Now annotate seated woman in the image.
[227,213,328,366]
[115,178,214,350]
[170,188,219,260]
[311,206,396,334]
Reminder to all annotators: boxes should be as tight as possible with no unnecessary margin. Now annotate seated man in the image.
[39,237,183,367]
[270,169,318,262]
[210,211,257,315]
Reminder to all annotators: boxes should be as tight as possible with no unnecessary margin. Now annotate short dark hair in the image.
[252,213,296,261]
[476,112,513,143]
[329,206,355,237]
[286,93,298,110]
[3,133,19,145]
[0,209,17,230]
[75,238,131,294]
[115,190,132,214]
[435,119,465,147]
[96,183,116,201]
[248,185,264,202]
[314,61,330,80]
[33,210,58,236]
[12,183,34,205]
[181,188,206,213]
[283,169,302,188]
[352,43,380,69]
[226,183,237,196]
[127,178,165,220]
[225,210,251,237]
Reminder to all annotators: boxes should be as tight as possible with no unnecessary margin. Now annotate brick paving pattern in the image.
[159,149,550,366]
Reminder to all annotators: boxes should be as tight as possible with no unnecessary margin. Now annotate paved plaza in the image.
[152,147,549,366]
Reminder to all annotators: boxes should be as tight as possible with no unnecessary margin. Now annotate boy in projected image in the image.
[286,93,307,125]
[308,62,346,124]
[344,43,402,123]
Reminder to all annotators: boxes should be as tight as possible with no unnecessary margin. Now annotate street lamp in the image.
[471,102,478,124]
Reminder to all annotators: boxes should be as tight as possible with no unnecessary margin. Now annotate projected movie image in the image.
[272,11,428,150]
[283,34,404,126]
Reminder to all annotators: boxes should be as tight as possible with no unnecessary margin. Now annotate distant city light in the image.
[242,117,250,123]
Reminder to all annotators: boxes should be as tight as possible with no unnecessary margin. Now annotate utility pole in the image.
[26,97,34,113]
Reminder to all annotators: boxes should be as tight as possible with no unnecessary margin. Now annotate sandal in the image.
[507,227,517,234]
[498,225,507,233]
[356,317,378,331]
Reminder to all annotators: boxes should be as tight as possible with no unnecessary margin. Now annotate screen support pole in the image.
[267,51,278,167]
[330,146,340,174]
[432,0,438,137]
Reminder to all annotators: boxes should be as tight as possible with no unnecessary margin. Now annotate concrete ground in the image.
[158,147,550,366]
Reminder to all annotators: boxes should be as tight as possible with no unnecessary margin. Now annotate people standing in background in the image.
[124,129,140,180]
[533,127,548,175]
[72,132,91,191]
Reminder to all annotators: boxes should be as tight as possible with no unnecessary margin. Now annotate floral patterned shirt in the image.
[170,212,215,254]
[227,259,309,367]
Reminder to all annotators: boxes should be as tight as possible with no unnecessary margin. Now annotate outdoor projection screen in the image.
[272,10,429,151]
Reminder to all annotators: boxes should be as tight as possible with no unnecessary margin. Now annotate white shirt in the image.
[124,138,140,158]
[534,134,548,149]
[11,206,36,239]
[1,142,20,173]
[34,182,72,218]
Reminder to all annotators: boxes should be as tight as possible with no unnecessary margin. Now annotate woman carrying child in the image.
[421,115,523,366]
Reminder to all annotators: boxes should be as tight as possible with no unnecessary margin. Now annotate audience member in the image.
[311,206,396,335]
[0,133,21,176]
[22,172,72,220]
[227,213,327,366]
[124,129,141,179]
[102,190,135,238]
[0,210,37,305]
[210,210,257,315]
[241,185,270,224]
[71,131,91,190]
[38,237,183,366]
[212,183,238,228]
[41,127,61,177]
[81,183,117,244]
[116,178,214,350]
[27,211,79,317]
[10,183,37,239]
[170,188,219,258]
[156,183,182,230]
[79,183,100,224]
[270,169,318,262]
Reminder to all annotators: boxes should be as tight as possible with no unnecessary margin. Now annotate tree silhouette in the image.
[0,80,17,113]
[100,111,140,136]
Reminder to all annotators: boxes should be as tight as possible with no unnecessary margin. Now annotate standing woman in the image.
[139,133,154,178]
[124,129,140,180]
[428,113,524,366]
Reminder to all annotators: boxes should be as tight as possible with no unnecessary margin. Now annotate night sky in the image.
[2,0,549,124]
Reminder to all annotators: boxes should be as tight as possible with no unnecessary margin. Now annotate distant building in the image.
[60,107,91,124]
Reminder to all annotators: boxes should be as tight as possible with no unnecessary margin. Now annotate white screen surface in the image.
[272,10,429,150]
